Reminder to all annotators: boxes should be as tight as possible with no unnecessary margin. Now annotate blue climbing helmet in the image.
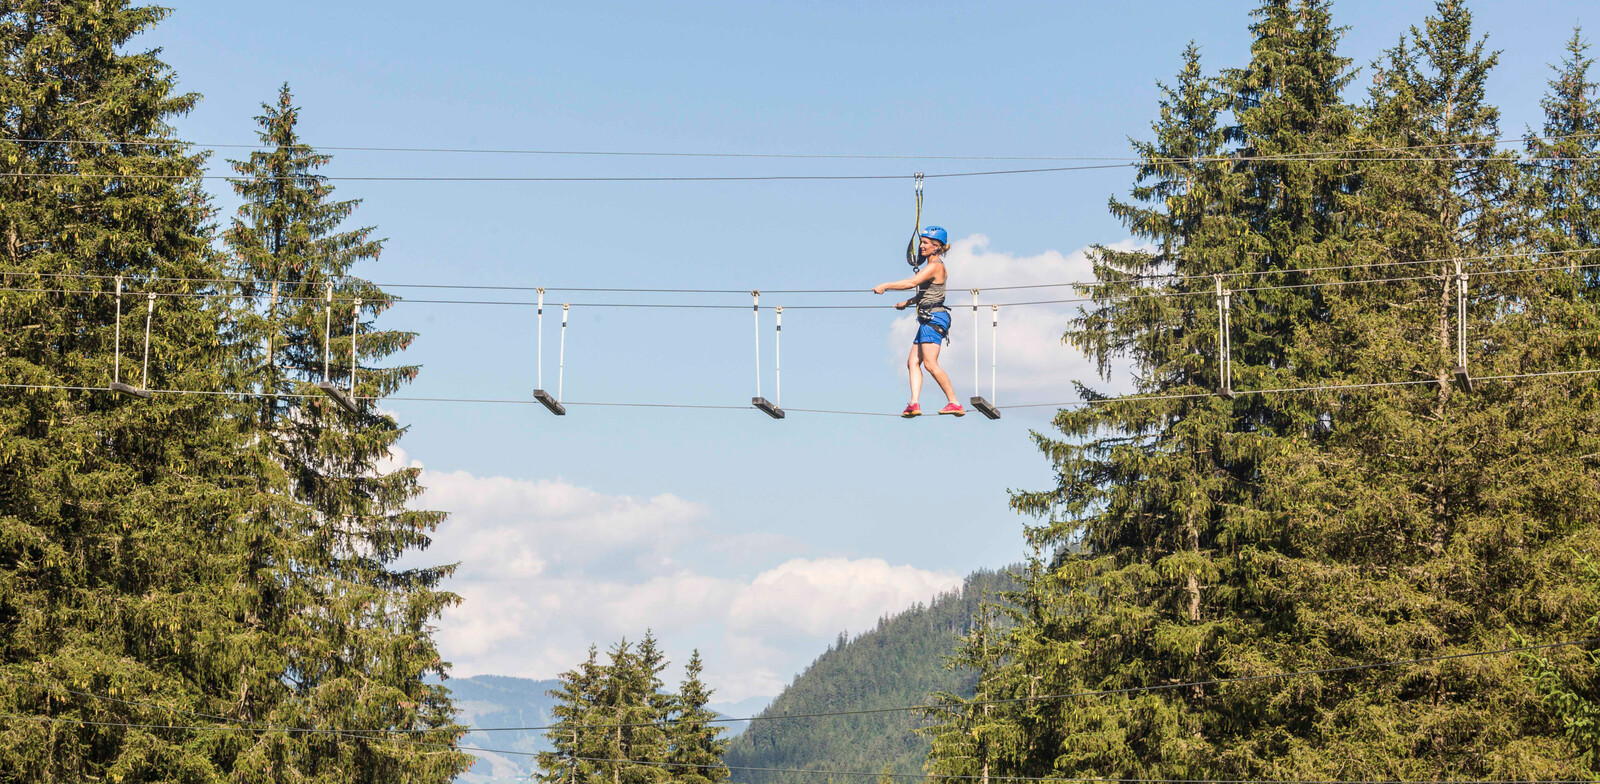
[919,225,948,246]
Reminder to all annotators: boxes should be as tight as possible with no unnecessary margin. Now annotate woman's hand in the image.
[894,300,909,311]
[873,283,889,294]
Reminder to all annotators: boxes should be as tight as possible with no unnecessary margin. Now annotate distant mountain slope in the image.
[448,673,774,783]
[725,567,1015,784]
[449,675,561,783]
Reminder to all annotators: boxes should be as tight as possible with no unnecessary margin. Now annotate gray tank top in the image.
[913,261,948,317]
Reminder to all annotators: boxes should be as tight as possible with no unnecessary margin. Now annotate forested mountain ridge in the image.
[724,567,1016,784]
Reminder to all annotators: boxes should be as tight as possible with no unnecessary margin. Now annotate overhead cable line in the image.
[6,258,1597,311]
[2,630,1591,735]
[4,367,1600,415]
[0,712,1586,784]
[0,153,1598,185]
[11,247,1599,299]
[0,163,1127,183]
[2,129,1592,161]
[564,755,1595,784]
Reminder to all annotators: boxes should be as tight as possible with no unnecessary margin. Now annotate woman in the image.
[874,226,964,417]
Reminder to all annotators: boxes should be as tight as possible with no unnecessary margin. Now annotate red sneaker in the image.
[901,403,922,418]
[939,403,966,417]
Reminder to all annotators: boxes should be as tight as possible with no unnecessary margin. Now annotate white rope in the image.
[972,289,981,396]
[112,275,123,384]
[140,293,155,389]
[537,287,545,390]
[991,305,999,404]
[1456,260,1469,369]
[322,282,333,383]
[350,298,362,393]
[266,281,279,379]
[752,291,761,399]
[558,304,569,402]
[1216,276,1233,396]
[775,306,783,408]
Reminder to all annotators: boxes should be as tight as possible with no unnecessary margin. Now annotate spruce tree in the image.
[952,2,1357,777]
[218,83,470,782]
[0,2,262,780]
[925,0,1600,779]
[1522,28,1600,272]
[540,646,608,784]
[667,650,729,784]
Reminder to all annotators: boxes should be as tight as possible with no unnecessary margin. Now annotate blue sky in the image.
[144,0,1593,703]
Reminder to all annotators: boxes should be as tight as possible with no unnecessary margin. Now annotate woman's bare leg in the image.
[906,344,924,404]
[919,343,958,404]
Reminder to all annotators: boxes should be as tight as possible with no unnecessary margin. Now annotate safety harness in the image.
[914,272,950,344]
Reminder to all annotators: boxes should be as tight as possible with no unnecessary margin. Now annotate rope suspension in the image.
[349,298,361,395]
[969,290,1000,419]
[109,275,150,399]
[752,291,783,418]
[316,282,358,414]
[906,173,925,268]
[559,303,569,403]
[265,281,279,389]
[1216,275,1235,399]
[140,293,155,392]
[533,289,564,414]
[1453,260,1474,393]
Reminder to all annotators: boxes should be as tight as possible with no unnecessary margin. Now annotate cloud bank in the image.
[396,449,962,702]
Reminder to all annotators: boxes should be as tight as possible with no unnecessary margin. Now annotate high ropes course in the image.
[7,247,1600,421]
[3,131,1600,420]
[4,134,1600,781]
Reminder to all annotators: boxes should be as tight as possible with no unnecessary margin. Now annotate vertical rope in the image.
[323,282,333,384]
[1458,266,1466,367]
[267,280,279,376]
[990,305,999,404]
[350,298,362,393]
[775,306,783,408]
[537,287,545,390]
[909,173,925,267]
[1215,275,1233,395]
[752,291,761,399]
[559,304,569,402]
[140,293,155,389]
[113,275,124,385]
[972,289,980,396]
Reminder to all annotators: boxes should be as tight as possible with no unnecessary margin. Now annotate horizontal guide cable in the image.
[10,248,1598,295]
[0,155,1595,184]
[1,632,1592,734]
[4,257,1598,310]
[5,368,1600,413]
[0,129,1593,161]
[0,711,1587,784]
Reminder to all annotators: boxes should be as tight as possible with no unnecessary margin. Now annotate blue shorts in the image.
[914,312,951,344]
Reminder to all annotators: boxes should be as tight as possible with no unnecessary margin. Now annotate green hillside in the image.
[724,567,1015,784]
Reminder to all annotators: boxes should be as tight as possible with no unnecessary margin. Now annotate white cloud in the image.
[402,456,963,702]
[728,558,960,639]
[888,234,1144,402]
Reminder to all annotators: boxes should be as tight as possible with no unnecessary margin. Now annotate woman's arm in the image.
[873,264,936,295]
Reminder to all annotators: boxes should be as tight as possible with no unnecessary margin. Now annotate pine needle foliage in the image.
[925,1,1600,780]
[0,2,261,781]
[0,5,469,779]
[539,635,729,784]
[218,83,471,783]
